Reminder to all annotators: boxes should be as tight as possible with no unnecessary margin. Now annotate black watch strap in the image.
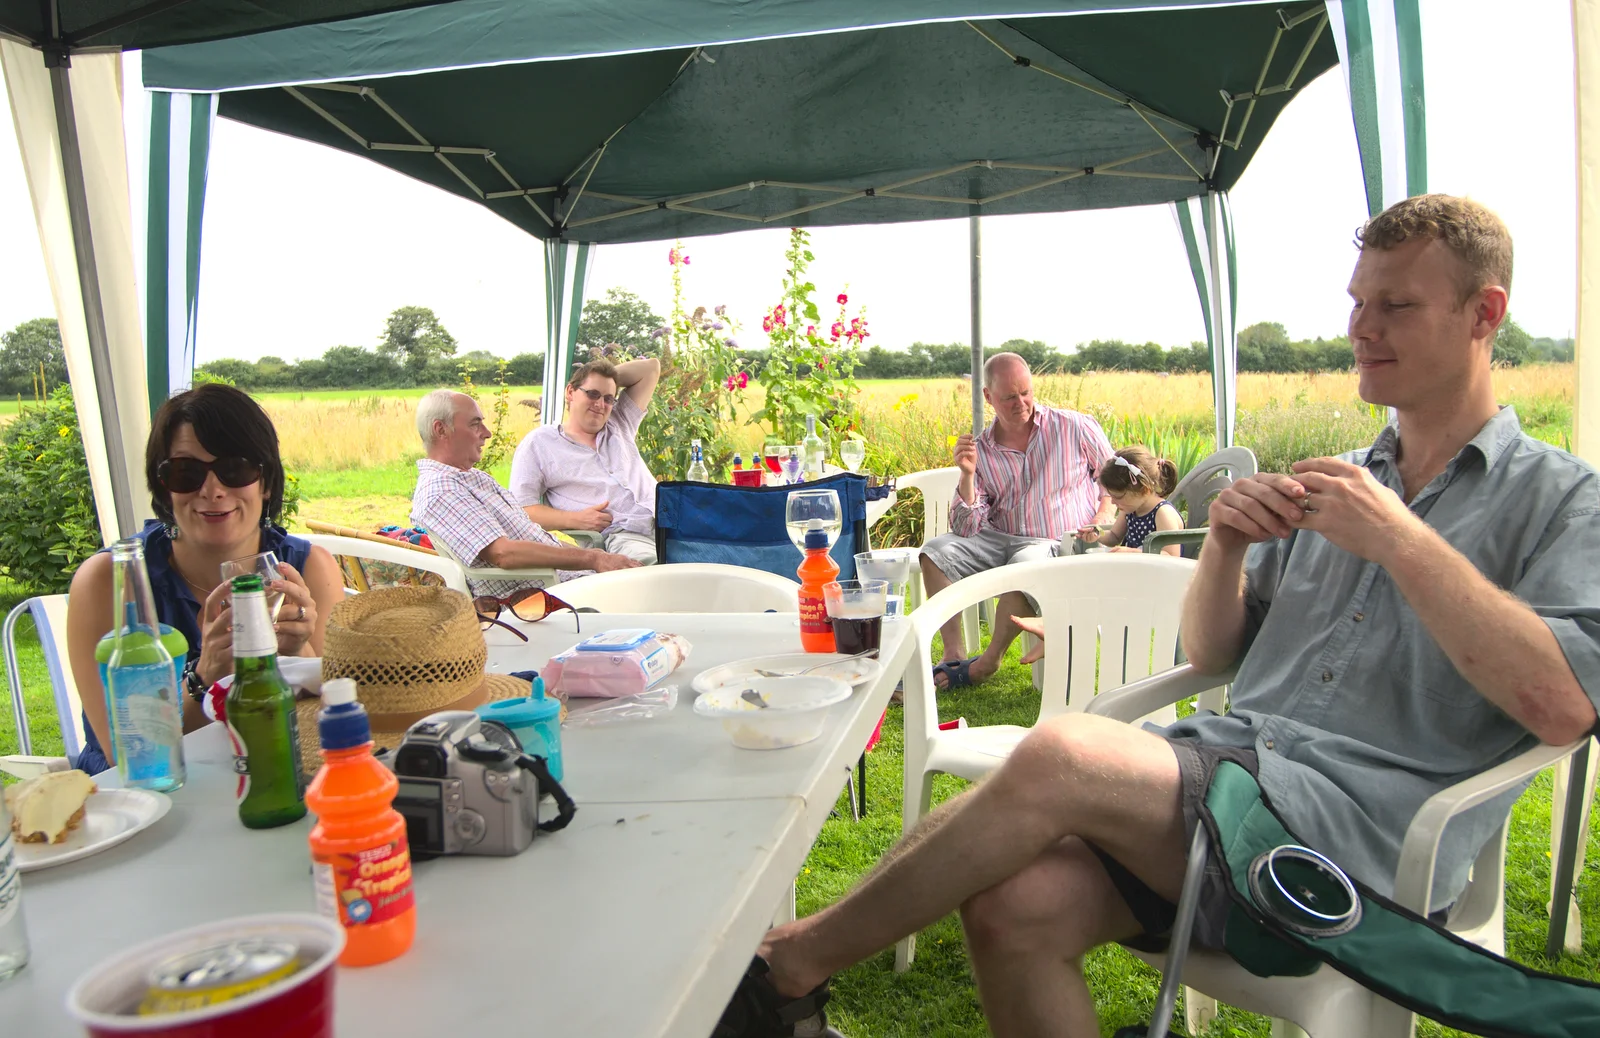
[184,658,208,704]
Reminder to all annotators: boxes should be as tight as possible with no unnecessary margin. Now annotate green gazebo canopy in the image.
[142,0,1337,244]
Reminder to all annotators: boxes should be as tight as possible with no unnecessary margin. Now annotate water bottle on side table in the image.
[686,438,710,482]
[106,539,186,792]
[0,794,28,981]
[307,679,415,966]
[226,574,307,829]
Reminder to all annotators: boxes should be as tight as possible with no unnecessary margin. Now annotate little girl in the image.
[1075,446,1184,556]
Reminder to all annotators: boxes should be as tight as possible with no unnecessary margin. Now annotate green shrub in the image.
[0,386,100,592]
[1236,402,1388,474]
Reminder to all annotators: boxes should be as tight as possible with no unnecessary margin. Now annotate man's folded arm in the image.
[478,536,600,572]
[1384,505,1600,746]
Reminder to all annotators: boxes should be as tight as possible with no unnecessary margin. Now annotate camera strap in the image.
[516,753,577,833]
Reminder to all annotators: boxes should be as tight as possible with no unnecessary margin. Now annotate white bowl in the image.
[693,675,852,750]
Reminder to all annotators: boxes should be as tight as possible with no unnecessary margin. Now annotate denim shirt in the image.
[1166,408,1600,907]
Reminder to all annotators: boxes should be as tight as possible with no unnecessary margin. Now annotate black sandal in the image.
[711,956,841,1038]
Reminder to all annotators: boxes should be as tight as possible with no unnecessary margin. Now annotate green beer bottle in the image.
[225,574,307,829]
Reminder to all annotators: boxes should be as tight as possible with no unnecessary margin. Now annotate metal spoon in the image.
[740,689,770,709]
[753,650,879,678]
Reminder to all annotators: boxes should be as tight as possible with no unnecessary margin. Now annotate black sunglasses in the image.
[575,387,617,407]
[156,456,263,494]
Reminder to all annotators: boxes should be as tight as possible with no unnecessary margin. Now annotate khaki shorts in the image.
[920,528,1057,582]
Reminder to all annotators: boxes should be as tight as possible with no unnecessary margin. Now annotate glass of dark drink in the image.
[823,579,888,656]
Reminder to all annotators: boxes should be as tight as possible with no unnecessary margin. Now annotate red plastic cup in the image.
[67,914,344,1038]
[732,468,764,488]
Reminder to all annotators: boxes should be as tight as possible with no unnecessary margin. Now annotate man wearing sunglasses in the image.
[411,390,640,600]
[509,355,663,565]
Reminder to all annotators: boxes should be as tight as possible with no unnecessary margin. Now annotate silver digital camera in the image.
[388,710,574,858]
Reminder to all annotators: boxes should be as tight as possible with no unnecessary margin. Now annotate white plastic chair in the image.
[553,564,799,613]
[302,533,472,595]
[897,467,980,653]
[1084,662,1583,1038]
[2,594,83,778]
[896,553,1197,970]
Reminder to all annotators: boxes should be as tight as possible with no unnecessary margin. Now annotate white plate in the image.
[15,788,172,872]
[693,653,881,695]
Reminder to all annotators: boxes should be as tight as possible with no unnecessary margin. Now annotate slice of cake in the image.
[5,769,97,844]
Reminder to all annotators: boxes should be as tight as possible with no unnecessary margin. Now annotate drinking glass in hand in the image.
[222,551,284,621]
[840,439,866,473]
[823,579,888,655]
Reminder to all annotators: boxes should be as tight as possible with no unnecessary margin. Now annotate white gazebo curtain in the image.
[145,90,218,410]
[1,40,150,542]
[1172,191,1238,450]
[542,239,594,425]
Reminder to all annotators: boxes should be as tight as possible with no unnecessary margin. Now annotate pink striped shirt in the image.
[949,405,1113,539]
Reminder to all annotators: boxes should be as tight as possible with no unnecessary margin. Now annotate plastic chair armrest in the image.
[558,530,605,549]
[462,566,560,584]
[1143,529,1210,554]
[1392,739,1583,914]
[1086,663,1238,723]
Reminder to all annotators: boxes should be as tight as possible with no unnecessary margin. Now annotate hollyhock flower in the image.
[837,293,848,304]
[683,255,691,265]
[762,316,773,333]
[818,357,829,368]
[806,324,816,336]
[775,304,785,317]
[737,371,750,389]
[830,322,844,340]
[724,375,738,391]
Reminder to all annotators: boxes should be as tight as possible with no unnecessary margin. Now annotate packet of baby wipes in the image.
[543,629,693,698]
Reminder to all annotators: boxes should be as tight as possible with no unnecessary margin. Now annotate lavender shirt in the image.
[509,394,657,536]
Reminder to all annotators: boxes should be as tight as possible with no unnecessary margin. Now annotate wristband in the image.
[183,657,209,704]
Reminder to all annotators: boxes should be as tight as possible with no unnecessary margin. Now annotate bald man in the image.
[410,389,638,599]
[922,352,1115,689]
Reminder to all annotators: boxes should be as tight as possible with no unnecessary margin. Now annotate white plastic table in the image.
[0,612,912,1037]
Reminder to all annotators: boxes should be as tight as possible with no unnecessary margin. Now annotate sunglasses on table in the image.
[575,388,618,408]
[473,589,580,643]
[156,456,263,493]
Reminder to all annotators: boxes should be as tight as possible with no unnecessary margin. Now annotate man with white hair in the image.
[410,390,638,598]
[921,351,1116,690]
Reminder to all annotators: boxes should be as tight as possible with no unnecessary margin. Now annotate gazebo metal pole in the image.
[47,53,136,537]
[969,212,983,434]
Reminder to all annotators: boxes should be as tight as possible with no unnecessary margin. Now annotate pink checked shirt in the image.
[411,459,582,597]
[949,405,1113,539]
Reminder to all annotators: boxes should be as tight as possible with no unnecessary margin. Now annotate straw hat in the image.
[295,586,529,774]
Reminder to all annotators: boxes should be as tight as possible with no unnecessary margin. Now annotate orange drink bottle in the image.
[306,678,416,967]
[797,521,839,653]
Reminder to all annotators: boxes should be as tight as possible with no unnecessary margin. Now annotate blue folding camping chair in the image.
[654,472,870,581]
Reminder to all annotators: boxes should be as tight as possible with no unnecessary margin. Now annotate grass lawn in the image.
[4,609,1596,1034]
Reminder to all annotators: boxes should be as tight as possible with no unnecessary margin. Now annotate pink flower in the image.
[683,255,691,265]
[830,322,844,340]
[724,375,737,391]
[806,324,816,336]
[762,316,774,333]
[775,304,785,318]
[837,293,848,304]
[737,371,750,389]
[818,357,829,368]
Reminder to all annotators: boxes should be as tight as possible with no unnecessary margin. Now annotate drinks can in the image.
[138,939,301,1016]
[67,914,343,1038]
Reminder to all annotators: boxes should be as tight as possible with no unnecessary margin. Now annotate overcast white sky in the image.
[0,1,1578,364]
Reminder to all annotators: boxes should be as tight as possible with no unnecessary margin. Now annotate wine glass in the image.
[785,488,843,552]
[763,441,784,477]
[221,551,285,621]
[840,438,866,473]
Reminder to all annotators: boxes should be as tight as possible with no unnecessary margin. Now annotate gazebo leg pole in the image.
[969,213,983,435]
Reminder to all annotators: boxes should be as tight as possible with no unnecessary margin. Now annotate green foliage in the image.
[190,368,237,387]
[578,287,666,356]
[754,228,866,448]
[455,358,516,473]
[0,317,67,398]
[1236,401,1389,474]
[506,352,544,385]
[1494,314,1534,367]
[635,243,744,479]
[0,385,100,592]
[378,305,458,382]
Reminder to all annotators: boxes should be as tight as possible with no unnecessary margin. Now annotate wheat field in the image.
[263,365,1576,476]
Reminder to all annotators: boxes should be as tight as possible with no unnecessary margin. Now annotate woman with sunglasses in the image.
[64,383,345,775]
